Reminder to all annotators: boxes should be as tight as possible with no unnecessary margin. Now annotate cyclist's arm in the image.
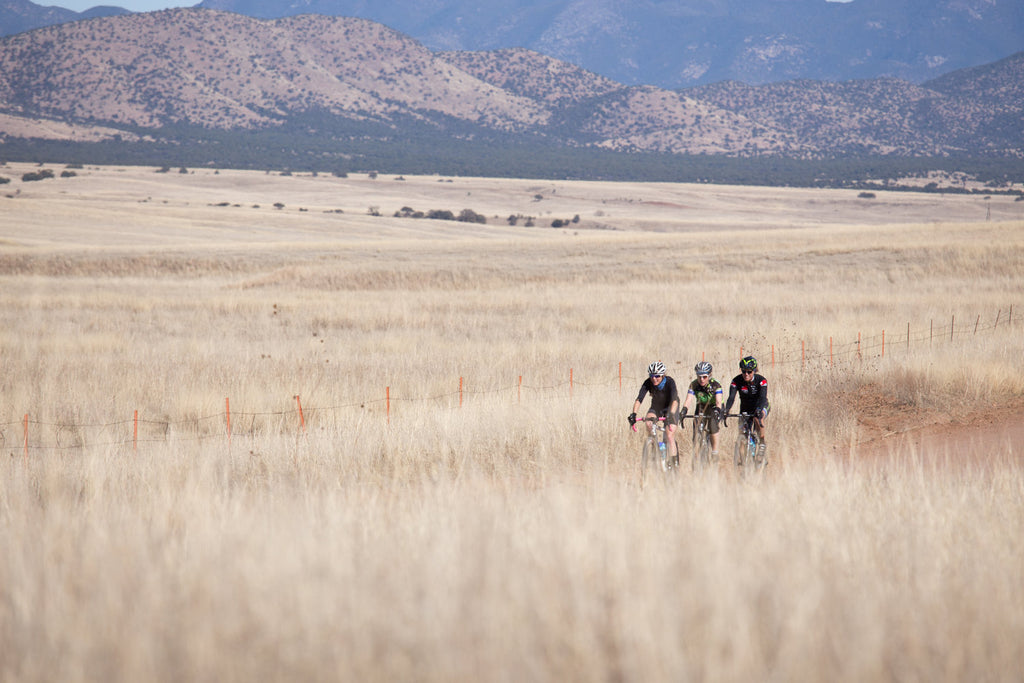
[722,384,732,413]
[756,377,769,413]
[681,388,695,413]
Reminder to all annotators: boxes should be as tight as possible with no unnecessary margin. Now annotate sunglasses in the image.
[650,374,663,379]
[742,370,754,375]
[697,374,709,380]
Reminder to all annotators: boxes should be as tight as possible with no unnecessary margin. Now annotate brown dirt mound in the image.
[848,385,1024,469]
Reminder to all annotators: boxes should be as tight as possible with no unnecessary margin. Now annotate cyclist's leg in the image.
[706,410,721,458]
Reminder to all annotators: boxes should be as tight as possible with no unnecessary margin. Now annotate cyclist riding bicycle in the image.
[680,361,724,461]
[723,355,770,461]
[628,361,681,468]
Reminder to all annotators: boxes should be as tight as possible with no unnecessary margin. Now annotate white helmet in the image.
[647,361,666,376]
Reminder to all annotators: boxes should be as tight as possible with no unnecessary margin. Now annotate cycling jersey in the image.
[635,375,679,417]
[687,378,723,414]
[725,373,769,416]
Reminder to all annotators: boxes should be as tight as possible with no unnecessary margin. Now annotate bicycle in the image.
[690,412,716,473]
[728,412,767,475]
[633,416,674,489]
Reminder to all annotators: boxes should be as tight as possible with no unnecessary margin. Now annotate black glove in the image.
[721,409,728,427]
[628,412,637,426]
[713,406,723,421]
[679,407,688,420]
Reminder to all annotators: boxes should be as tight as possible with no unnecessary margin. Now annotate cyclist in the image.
[628,361,681,467]
[723,355,770,461]
[680,361,724,461]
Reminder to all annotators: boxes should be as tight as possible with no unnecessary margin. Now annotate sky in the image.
[44,0,855,13]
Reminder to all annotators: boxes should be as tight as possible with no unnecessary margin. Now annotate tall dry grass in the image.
[1,165,1023,680]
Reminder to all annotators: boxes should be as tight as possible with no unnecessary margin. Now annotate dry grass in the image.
[1,163,1023,681]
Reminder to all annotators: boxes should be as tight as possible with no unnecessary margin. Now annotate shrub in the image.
[22,169,55,182]
[178,167,188,174]
[60,170,77,178]
[858,192,876,199]
[427,209,455,221]
[0,176,10,185]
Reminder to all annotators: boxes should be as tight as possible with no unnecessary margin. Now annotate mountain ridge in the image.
[1,9,1022,164]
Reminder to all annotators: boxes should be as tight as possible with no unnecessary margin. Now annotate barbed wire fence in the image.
[3,307,1019,458]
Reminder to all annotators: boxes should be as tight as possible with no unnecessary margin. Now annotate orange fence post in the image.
[570,368,574,398]
[771,345,775,368]
[295,395,306,433]
[459,377,463,408]
[134,409,138,452]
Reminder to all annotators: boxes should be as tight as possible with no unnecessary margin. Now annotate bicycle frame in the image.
[690,413,715,473]
[634,416,673,488]
[731,412,766,474]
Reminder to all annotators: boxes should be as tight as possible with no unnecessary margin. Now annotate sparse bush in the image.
[551,219,566,228]
[22,169,54,182]
[332,171,348,178]
[0,176,10,185]
[178,167,188,174]
[60,170,77,178]
[368,206,381,216]
[427,209,455,221]
[273,202,285,210]
[858,192,876,199]
[156,166,171,173]
[368,172,378,179]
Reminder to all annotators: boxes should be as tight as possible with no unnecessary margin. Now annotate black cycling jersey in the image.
[687,378,723,413]
[725,373,769,416]
[635,375,679,417]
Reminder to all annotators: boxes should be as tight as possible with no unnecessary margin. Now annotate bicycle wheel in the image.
[640,438,658,489]
[692,423,712,474]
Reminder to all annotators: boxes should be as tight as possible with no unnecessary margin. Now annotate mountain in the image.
[3,0,1023,88]
[0,9,1021,164]
[0,0,128,36]
[189,0,1024,89]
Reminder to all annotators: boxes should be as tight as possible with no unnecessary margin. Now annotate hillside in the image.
[1,9,1023,178]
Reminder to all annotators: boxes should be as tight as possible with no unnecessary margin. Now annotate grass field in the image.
[2,162,1023,681]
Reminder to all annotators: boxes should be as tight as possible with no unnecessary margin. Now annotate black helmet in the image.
[739,356,758,372]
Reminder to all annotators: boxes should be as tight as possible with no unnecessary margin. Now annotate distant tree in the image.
[427,209,455,220]
[551,219,566,227]
[60,170,77,178]
[156,166,171,173]
[368,206,381,216]
[457,208,486,224]
[857,192,876,199]
[0,176,10,185]
[273,202,285,209]
[178,167,188,174]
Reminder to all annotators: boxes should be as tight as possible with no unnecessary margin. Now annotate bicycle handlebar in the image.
[631,415,667,432]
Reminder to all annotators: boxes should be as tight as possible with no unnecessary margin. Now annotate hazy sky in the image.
[44,0,855,13]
